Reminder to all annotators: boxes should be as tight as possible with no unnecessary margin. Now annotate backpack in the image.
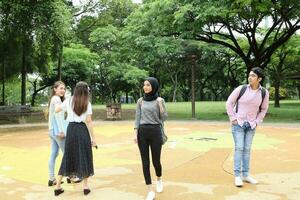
[235,85,266,113]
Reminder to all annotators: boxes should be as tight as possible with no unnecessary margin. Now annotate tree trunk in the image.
[212,89,218,101]
[246,63,252,83]
[172,80,177,102]
[191,59,196,119]
[31,84,50,107]
[31,81,37,107]
[112,92,116,103]
[126,91,129,103]
[2,63,5,105]
[297,84,300,100]
[172,73,178,102]
[274,80,280,108]
[58,43,63,80]
[199,87,205,101]
[31,92,37,107]
[21,43,27,105]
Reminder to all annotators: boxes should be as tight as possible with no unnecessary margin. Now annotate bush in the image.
[269,87,288,100]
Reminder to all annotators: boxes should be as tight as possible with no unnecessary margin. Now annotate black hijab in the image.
[143,77,159,101]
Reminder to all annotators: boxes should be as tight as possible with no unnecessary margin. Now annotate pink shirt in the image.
[226,84,269,129]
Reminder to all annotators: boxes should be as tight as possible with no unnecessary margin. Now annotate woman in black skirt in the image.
[54,81,97,196]
[134,77,168,200]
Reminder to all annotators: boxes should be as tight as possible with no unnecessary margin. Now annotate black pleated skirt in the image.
[58,122,94,179]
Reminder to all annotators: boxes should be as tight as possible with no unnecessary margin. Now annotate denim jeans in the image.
[232,122,256,177]
[48,134,65,180]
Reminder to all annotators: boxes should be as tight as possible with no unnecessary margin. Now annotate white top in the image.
[61,97,92,122]
[48,96,65,132]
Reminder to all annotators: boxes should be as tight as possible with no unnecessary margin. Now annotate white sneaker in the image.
[145,191,155,200]
[242,176,258,184]
[156,179,163,193]
[235,177,243,187]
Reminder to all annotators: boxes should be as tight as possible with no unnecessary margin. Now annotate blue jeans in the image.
[48,134,65,180]
[232,122,255,177]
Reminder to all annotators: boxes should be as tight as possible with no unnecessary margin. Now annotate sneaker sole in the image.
[242,179,258,184]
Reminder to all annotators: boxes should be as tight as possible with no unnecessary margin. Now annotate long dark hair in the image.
[72,81,89,116]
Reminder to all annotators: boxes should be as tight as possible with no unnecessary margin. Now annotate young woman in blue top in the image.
[47,81,67,186]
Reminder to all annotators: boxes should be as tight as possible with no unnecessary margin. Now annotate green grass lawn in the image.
[93,100,300,123]
[3,100,298,125]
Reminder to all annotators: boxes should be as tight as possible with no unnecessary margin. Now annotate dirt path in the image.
[0,121,299,200]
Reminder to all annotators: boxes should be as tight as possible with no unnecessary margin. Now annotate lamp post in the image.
[188,54,197,119]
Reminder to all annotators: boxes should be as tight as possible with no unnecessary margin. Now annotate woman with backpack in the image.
[226,67,269,187]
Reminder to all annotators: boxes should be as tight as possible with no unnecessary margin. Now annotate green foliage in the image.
[88,21,148,102]
[1,0,299,106]
[74,0,137,47]
[61,43,99,89]
[269,87,288,100]
[2,77,32,105]
[89,25,119,51]
[267,35,300,106]
[0,0,72,105]
[126,0,300,71]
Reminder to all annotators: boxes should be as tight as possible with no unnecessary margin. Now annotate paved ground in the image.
[0,121,299,200]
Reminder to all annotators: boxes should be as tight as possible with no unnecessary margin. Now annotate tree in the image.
[89,25,148,103]
[61,43,98,90]
[49,0,72,80]
[126,0,300,76]
[0,0,72,105]
[28,42,98,106]
[267,35,300,107]
[74,0,137,47]
[0,30,21,105]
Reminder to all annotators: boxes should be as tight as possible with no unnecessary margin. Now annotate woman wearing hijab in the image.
[134,77,168,200]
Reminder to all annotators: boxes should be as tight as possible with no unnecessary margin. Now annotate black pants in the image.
[138,124,162,185]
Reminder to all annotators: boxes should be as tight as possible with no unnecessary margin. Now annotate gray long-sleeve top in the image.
[134,97,168,129]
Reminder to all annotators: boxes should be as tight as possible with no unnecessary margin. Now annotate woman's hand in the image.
[232,119,238,125]
[91,139,97,148]
[57,132,65,139]
[55,105,62,113]
[133,129,138,144]
[157,97,164,112]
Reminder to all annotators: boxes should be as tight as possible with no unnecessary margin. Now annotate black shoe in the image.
[66,177,71,184]
[48,180,64,187]
[83,189,91,195]
[54,188,64,196]
[48,179,55,186]
[67,177,82,184]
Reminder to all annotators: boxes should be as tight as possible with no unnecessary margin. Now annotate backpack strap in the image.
[235,85,247,113]
[259,87,266,112]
